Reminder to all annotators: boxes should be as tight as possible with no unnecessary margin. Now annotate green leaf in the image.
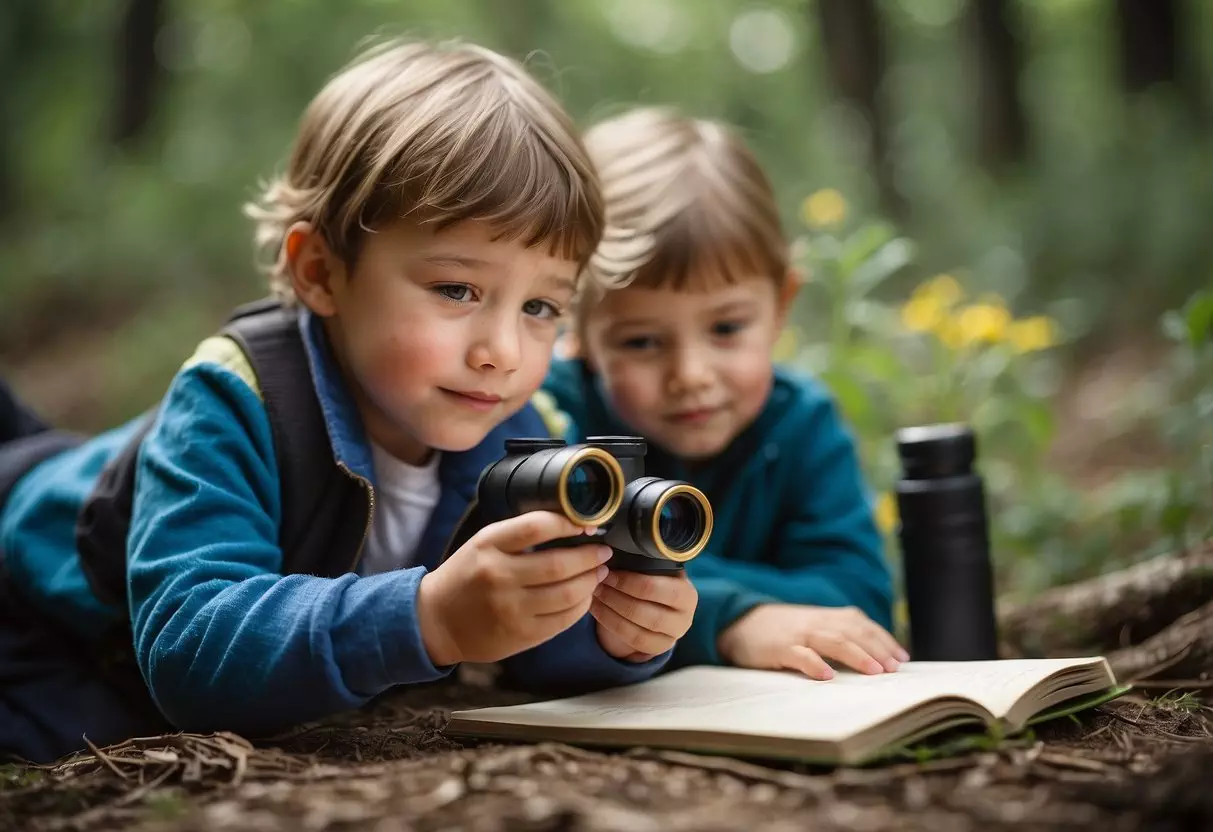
[1183,290,1213,347]
[837,223,895,279]
[1017,397,1057,448]
[848,237,916,299]
[849,342,907,382]
[1161,500,1192,538]
[819,368,874,425]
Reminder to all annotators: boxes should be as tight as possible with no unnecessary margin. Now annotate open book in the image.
[447,657,1128,766]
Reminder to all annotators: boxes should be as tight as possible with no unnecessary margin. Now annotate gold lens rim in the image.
[556,447,625,526]
[649,484,713,562]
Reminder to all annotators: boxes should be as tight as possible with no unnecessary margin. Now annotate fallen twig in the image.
[80,737,130,783]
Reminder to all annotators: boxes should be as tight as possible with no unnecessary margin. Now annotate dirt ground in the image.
[2,668,1212,832]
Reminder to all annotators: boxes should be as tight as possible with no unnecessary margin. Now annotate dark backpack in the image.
[75,297,371,606]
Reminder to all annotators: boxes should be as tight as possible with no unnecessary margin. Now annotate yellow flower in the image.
[934,317,967,350]
[912,273,963,310]
[772,326,800,362]
[894,598,909,634]
[900,295,945,333]
[932,274,963,307]
[955,302,1011,346]
[801,188,848,229]
[874,492,898,534]
[1006,316,1058,353]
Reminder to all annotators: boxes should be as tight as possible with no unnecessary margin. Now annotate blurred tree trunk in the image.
[999,541,1213,682]
[1115,0,1179,94]
[814,0,901,217]
[112,0,166,146]
[1114,0,1206,123]
[0,0,52,219]
[967,0,1028,171]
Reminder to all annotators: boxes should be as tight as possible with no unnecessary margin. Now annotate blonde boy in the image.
[0,42,695,764]
[544,107,901,680]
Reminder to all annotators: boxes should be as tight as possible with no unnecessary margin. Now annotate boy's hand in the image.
[590,570,698,662]
[717,604,908,681]
[416,512,612,666]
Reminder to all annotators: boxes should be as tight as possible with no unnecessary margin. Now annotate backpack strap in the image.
[218,298,342,567]
[75,298,362,606]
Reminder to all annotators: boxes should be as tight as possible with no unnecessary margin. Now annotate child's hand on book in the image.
[590,571,698,662]
[416,511,612,666]
[717,604,908,680]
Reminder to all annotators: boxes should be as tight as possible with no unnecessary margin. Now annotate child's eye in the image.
[620,335,659,351]
[523,299,561,319]
[713,320,746,337]
[433,284,475,304]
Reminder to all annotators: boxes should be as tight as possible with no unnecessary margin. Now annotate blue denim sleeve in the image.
[126,358,452,736]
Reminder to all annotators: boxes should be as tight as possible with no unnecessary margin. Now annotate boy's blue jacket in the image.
[0,311,669,735]
[539,358,894,668]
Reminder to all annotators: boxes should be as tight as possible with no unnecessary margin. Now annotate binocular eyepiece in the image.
[443,435,714,574]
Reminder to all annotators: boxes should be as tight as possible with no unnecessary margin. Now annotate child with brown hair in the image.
[0,42,697,764]
[542,107,902,680]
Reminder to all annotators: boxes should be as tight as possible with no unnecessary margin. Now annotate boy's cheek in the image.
[599,370,663,425]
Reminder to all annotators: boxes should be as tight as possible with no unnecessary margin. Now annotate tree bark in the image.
[1107,599,1213,681]
[998,542,1213,658]
[966,0,1028,171]
[112,0,166,146]
[813,0,901,216]
[1114,0,1180,94]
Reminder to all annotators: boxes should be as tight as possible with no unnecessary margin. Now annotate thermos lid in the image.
[896,423,976,480]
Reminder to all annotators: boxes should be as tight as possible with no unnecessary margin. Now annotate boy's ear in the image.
[285,222,346,318]
[776,266,804,323]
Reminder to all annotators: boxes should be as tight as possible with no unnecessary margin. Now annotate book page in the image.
[451,658,1111,745]
[895,657,1113,716]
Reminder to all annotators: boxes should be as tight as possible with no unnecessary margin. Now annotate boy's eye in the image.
[619,335,659,351]
[523,299,561,319]
[713,320,746,337]
[433,284,474,303]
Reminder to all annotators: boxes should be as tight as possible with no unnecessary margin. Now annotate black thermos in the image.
[895,423,999,661]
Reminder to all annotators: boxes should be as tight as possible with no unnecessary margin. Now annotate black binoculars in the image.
[442,435,714,574]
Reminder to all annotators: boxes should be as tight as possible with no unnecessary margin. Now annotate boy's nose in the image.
[466,320,521,374]
[668,347,713,393]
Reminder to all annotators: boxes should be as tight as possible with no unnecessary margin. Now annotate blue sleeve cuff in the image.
[672,577,776,668]
[498,614,671,695]
[330,567,456,697]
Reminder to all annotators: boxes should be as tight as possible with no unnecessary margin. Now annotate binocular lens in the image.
[657,493,706,553]
[565,457,614,519]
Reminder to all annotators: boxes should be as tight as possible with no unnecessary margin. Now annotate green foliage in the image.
[0,764,44,791]
[786,196,1211,596]
[2,0,1212,346]
[1150,690,1203,714]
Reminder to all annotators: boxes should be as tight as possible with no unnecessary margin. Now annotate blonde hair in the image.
[581,107,788,303]
[245,38,604,301]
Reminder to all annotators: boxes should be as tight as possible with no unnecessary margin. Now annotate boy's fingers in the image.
[785,645,834,681]
[535,593,594,633]
[863,623,908,668]
[593,583,682,637]
[810,635,884,675]
[513,544,613,587]
[590,600,670,657]
[603,571,695,610]
[854,633,900,673]
[479,510,595,554]
[525,567,608,615]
